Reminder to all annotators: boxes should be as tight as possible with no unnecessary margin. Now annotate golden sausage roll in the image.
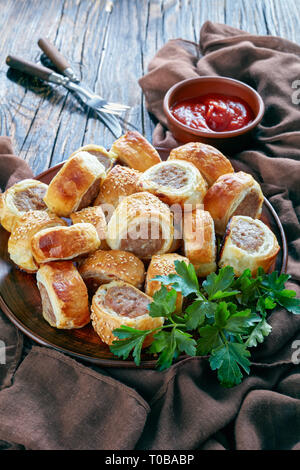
[106,192,174,259]
[138,160,207,208]
[145,253,190,313]
[70,206,107,248]
[44,151,106,217]
[78,249,145,294]
[7,210,67,273]
[93,164,141,213]
[183,208,217,277]
[0,193,4,220]
[219,216,280,276]
[31,223,100,264]
[1,179,48,232]
[91,280,163,346]
[36,261,90,329]
[69,144,116,172]
[110,130,161,172]
[168,142,234,186]
[204,171,264,235]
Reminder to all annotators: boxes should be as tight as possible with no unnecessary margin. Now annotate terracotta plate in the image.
[0,148,288,368]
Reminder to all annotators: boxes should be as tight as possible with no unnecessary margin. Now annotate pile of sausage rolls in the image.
[0,132,280,349]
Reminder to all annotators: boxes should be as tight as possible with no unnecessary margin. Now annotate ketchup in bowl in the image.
[170,93,254,133]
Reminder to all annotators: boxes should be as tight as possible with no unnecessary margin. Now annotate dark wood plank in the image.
[0,0,299,175]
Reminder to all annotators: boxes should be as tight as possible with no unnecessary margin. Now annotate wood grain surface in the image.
[0,150,287,366]
[0,0,299,175]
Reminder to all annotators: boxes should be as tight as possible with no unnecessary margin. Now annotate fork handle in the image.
[6,55,53,81]
[38,38,70,73]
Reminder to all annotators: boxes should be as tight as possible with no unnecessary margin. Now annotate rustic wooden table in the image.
[0,0,299,176]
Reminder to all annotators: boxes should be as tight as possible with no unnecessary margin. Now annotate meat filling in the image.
[77,178,101,210]
[88,151,111,170]
[151,165,189,189]
[38,283,57,326]
[120,221,164,258]
[232,190,261,218]
[104,285,150,318]
[231,219,264,253]
[14,186,47,212]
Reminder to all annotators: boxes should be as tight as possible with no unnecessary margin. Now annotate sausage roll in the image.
[79,249,145,294]
[219,216,280,276]
[91,280,164,346]
[106,192,174,259]
[36,261,90,329]
[168,142,234,186]
[204,171,264,235]
[110,130,161,172]
[31,223,100,264]
[69,144,116,173]
[93,165,141,214]
[145,253,190,313]
[7,210,67,273]
[183,208,217,277]
[1,179,48,232]
[138,160,207,208]
[70,206,107,248]
[44,151,106,217]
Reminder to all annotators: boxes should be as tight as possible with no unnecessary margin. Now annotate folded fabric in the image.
[0,21,299,450]
[0,136,33,191]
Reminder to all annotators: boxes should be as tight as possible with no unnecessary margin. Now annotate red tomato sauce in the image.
[171,93,254,132]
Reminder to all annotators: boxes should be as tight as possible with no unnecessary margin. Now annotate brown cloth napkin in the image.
[0,22,300,450]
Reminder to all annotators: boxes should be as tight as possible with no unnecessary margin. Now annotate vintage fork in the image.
[6,55,124,138]
[37,37,130,115]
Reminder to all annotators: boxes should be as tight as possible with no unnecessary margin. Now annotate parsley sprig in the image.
[110,262,300,387]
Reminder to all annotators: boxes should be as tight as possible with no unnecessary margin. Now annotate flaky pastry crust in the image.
[169,142,234,186]
[7,210,67,273]
[70,206,107,248]
[37,261,90,329]
[79,249,145,293]
[93,164,141,214]
[69,144,116,172]
[138,159,208,208]
[110,131,161,172]
[1,179,48,232]
[183,208,217,277]
[106,192,174,259]
[91,280,163,346]
[44,151,106,216]
[31,223,100,264]
[145,253,190,313]
[219,216,280,276]
[204,171,264,235]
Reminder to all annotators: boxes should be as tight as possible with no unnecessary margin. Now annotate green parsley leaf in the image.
[245,319,272,347]
[185,301,207,330]
[156,329,177,371]
[225,309,261,334]
[214,301,231,328]
[153,260,199,297]
[256,296,277,317]
[196,325,222,355]
[202,266,235,300]
[148,285,177,317]
[174,329,197,356]
[147,330,169,354]
[261,271,291,292]
[273,290,300,314]
[108,260,300,388]
[110,326,152,366]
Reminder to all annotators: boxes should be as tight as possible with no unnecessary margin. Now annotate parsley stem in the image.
[220,331,228,344]
[148,322,187,336]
